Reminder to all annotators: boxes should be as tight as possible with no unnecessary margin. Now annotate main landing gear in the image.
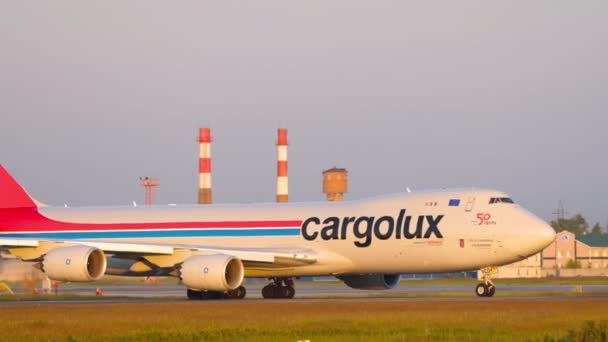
[262,277,295,299]
[186,286,247,300]
[476,266,497,297]
[225,286,247,299]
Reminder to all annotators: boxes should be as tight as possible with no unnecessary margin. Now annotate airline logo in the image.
[301,209,444,247]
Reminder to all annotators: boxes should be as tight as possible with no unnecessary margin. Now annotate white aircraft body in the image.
[0,165,555,298]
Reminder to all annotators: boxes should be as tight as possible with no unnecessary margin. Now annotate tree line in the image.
[550,214,607,236]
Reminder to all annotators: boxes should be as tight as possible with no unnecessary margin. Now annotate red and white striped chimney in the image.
[276,128,288,203]
[198,128,212,204]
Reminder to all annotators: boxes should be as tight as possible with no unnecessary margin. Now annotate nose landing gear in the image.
[476,266,497,297]
[475,283,495,297]
[262,277,295,299]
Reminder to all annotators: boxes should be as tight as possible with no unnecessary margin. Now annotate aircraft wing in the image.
[0,237,318,267]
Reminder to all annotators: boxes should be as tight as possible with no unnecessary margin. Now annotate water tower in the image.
[322,167,348,202]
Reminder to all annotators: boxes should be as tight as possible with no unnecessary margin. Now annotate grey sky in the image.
[1,2,606,226]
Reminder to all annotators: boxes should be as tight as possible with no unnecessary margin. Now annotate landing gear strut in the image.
[262,277,295,299]
[186,286,247,300]
[476,266,497,297]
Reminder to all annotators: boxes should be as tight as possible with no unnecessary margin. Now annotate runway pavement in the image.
[3,295,608,306]
[67,284,608,298]
[4,282,608,300]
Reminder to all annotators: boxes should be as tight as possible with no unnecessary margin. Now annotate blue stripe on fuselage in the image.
[0,228,301,239]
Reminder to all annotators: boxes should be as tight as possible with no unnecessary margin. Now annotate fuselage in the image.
[0,189,555,277]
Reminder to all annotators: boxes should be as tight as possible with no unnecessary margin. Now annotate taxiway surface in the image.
[4,282,608,300]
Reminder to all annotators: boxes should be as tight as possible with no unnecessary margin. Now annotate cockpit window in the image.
[489,197,514,204]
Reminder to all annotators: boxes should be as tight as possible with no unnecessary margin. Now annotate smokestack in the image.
[198,128,212,204]
[276,128,288,203]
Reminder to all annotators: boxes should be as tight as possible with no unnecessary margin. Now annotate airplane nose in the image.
[537,221,556,249]
[515,209,557,257]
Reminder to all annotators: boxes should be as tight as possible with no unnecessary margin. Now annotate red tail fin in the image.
[0,165,37,209]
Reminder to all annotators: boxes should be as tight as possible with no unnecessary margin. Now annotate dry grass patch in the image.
[0,299,607,341]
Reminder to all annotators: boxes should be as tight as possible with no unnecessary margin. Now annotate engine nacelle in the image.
[179,254,244,291]
[42,246,107,282]
[338,274,400,290]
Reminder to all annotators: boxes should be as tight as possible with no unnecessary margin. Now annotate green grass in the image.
[1,299,607,341]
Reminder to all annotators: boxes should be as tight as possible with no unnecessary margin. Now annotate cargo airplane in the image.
[0,165,555,299]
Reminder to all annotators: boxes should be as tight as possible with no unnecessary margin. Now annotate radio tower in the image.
[276,128,288,203]
[139,177,159,205]
[553,200,567,220]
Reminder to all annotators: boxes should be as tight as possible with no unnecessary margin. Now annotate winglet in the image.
[0,165,37,209]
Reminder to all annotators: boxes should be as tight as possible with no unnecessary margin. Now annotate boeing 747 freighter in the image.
[0,165,555,299]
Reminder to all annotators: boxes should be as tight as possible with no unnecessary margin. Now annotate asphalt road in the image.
[3,295,608,306]
[6,283,608,299]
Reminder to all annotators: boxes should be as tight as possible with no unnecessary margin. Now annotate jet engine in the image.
[179,254,244,291]
[338,274,401,290]
[42,245,107,281]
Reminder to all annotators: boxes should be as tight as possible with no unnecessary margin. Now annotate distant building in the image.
[575,234,608,269]
[541,231,608,277]
[493,231,608,278]
[494,253,542,278]
[542,231,576,270]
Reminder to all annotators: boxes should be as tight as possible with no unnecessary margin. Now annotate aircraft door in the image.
[464,197,475,212]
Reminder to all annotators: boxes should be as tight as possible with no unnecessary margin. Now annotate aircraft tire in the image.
[224,289,237,299]
[475,283,488,297]
[262,284,276,299]
[236,286,247,299]
[284,285,295,299]
[187,289,202,300]
[487,286,495,297]
[226,286,247,299]
[208,291,224,300]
